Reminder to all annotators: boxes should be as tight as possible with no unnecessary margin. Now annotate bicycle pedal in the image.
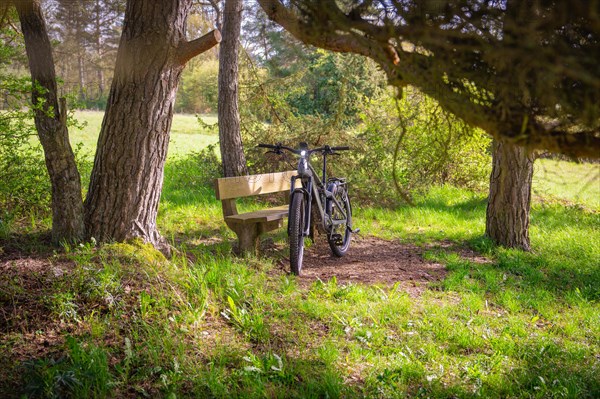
[350,227,360,234]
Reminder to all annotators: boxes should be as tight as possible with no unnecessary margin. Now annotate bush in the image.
[358,89,492,198]
[176,59,219,114]
[0,76,91,230]
[163,144,222,192]
[241,74,491,206]
[0,75,50,221]
[241,50,385,126]
[284,50,385,124]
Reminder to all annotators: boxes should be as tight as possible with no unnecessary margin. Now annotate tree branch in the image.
[257,0,377,59]
[208,0,222,30]
[176,29,221,65]
[257,0,600,158]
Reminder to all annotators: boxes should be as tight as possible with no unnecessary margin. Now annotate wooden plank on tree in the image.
[215,171,297,200]
[225,205,289,224]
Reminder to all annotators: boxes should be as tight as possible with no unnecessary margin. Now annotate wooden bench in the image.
[215,171,297,254]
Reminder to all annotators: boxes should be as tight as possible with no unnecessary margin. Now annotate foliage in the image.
[175,59,219,114]
[0,82,91,231]
[256,0,600,158]
[240,54,491,205]
[78,94,108,110]
[284,50,385,124]
[360,89,492,197]
[163,143,221,191]
[46,0,124,105]
[0,21,52,226]
[0,95,49,215]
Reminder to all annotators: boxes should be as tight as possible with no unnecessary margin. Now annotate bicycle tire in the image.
[289,191,305,275]
[328,187,352,257]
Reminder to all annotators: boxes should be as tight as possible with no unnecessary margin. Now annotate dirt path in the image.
[279,236,448,294]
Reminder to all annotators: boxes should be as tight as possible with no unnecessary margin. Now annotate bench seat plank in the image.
[224,205,289,224]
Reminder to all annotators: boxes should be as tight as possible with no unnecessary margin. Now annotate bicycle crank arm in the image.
[349,227,360,234]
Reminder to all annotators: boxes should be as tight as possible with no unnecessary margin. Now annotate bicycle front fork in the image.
[289,175,312,237]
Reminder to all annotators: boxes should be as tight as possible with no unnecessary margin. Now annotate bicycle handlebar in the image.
[257,143,350,155]
[257,143,298,154]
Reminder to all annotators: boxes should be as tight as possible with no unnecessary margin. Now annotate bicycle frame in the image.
[289,151,349,238]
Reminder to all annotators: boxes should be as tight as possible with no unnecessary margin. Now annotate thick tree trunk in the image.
[16,0,85,243]
[485,139,534,250]
[84,0,220,250]
[218,0,248,177]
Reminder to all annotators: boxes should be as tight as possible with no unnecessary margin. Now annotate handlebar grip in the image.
[257,143,277,149]
[331,146,350,151]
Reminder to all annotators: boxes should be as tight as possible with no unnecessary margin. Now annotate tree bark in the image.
[218,0,248,177]
[485,139,534,251]
[97,66,104,99]
[16,0,85,243]
[84,0,220,251]
[77,53,86,101]
[94,0,105,98]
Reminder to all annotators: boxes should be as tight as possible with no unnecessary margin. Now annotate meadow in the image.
[70,110,219,159]
[1,111,598,398]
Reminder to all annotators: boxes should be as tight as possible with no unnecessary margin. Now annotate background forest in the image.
[0,0,503,221]
[1,1,599,398]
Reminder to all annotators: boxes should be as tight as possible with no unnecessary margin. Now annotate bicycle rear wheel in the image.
[289,191,306,275]
[328,187,352,257]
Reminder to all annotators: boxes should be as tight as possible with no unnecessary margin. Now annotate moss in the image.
[102,239,166,265]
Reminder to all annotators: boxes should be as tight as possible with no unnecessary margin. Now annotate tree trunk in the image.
[94,0,105,99]
[218,0,248,177]
[84,0,220,251]
[77,53,86,101]
[97,66,104,99]
[16,0,85,243]
[485,139,534,250]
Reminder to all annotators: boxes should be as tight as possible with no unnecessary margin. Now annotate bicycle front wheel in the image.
[289,191,306,275]
[328,187,352,257]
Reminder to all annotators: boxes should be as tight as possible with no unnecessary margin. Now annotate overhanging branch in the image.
[257,0,600,158]
[176,29,221,65]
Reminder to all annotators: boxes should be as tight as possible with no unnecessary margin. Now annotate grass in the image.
[70,110,219,159]
[1,118,599,398]
[533,159,600,210]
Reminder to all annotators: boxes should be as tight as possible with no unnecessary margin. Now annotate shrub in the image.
[241,77,491,206]
[357,89,492,198]
[0,76,91,231]
[162,144,222,196]
[176,59,219,114]
[0,75,50,221]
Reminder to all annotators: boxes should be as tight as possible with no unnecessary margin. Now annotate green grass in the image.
[2,122,599,398]
[70,110,219,159]
[533,159,600,210]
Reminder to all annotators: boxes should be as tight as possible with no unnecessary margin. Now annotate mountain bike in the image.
[258,142,359,275]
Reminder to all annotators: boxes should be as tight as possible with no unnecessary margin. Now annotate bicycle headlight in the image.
[300,150,307,157]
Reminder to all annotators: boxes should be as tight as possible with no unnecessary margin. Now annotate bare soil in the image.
[276,236,448,295]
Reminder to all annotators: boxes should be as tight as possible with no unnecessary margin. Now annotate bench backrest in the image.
[215,171,297,200]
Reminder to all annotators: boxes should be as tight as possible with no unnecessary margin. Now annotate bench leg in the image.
[234,225,260,255]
